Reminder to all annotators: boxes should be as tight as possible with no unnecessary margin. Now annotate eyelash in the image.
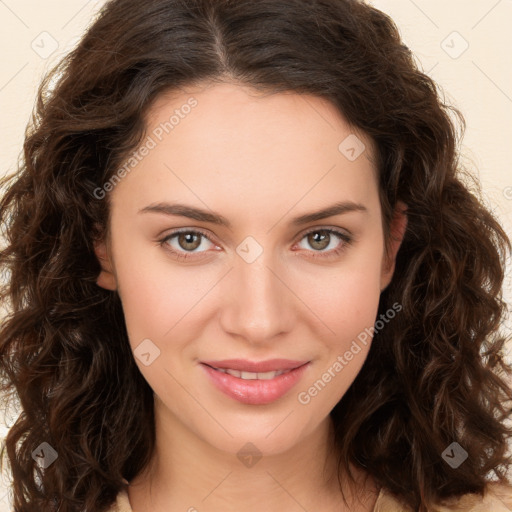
[158,227,353,262]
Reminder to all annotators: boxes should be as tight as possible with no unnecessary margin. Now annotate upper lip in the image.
[201,359,309,373]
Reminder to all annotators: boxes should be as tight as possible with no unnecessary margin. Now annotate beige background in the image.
[0,0,511,509]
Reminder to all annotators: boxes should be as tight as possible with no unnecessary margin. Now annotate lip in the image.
[200,361,310,405]
[200,359,308,372]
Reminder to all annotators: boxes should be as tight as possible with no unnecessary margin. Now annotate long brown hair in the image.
[1,0,511,510]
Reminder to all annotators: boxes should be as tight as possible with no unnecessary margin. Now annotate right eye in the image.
[159,229,218,261]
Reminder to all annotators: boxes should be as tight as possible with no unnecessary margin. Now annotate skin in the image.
[94,81,407,512]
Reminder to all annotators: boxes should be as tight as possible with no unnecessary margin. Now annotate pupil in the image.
[311,231,328,249]
[181,232,199,250]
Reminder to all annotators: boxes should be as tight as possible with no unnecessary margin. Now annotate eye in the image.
[159,229,218,261]
[159,227,353,261]
[294,228,353,259]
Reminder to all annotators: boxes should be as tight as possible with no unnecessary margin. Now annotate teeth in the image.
[215,368,291,380]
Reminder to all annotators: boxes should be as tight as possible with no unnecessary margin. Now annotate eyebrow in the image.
[138,201,367,228]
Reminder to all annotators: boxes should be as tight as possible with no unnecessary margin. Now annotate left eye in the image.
[295,228,352,256]
[159,227,352,261]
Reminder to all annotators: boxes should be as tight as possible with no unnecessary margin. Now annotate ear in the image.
[380,200,408,292]
[93,238,117,291]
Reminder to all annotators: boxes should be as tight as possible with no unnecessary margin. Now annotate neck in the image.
[127,400,379,512]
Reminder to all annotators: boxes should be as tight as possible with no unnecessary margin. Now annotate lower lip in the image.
[200,363,310,405]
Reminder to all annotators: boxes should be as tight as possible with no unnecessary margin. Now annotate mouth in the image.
[200,358,309,376]
[199,359,311,405]
[202,364,297,380]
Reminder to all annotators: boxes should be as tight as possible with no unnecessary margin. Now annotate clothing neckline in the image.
[115,480,512,512]
[115,485,389,512]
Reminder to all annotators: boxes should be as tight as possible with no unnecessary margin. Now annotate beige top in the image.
[110,482,512,511]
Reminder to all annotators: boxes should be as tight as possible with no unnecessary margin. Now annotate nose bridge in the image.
[219,247,293,342]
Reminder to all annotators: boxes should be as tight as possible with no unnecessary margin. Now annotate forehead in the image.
[144,81,376,162]
[112,82,379,219]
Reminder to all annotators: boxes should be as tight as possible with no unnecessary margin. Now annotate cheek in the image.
[327,267,381,328]
[295,243,384,339]
[116,271,191,350]
[299,267,382,409]
[109,230,182,345]
[112,246,222,358]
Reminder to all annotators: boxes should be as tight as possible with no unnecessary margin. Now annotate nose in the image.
[218,253,296,345]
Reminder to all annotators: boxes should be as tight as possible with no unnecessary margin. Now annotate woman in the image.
[0,0,511,511]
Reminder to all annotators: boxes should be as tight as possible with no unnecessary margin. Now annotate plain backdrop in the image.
[0,0,511,509]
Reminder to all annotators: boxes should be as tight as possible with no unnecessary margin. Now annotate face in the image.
[94,82,406,457]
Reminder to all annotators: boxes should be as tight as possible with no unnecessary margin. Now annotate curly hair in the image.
[1,0,511,510]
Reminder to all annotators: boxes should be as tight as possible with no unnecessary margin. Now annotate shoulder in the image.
[435,481,512,511]
[110,481,512,512]
[109,487,133,512]
[374,481,512,512]
[7,487,134,512]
